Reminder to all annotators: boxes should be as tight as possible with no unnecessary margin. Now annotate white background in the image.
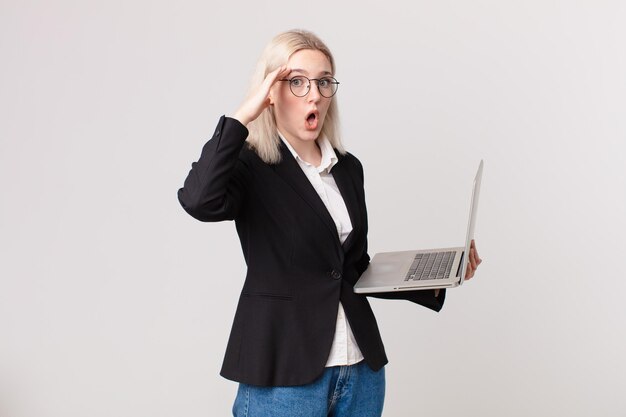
[1,1,625,416]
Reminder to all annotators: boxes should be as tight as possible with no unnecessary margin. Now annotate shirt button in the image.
[330,270,342,280]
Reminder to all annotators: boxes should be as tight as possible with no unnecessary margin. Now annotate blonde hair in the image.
[245,29,346,164]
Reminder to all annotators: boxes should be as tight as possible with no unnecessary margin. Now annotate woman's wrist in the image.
[231,111,250,126]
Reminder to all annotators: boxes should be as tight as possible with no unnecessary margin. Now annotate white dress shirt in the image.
[278,131,365,367]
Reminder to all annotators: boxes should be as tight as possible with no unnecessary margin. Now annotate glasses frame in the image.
[279,76,340,98]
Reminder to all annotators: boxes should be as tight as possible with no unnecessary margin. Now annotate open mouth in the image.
[305,111,319,130]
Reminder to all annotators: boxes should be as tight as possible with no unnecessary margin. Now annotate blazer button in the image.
[330,270,342,280]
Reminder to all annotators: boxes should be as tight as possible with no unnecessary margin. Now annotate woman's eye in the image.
[318,78,330,88]
[291,78,304,87]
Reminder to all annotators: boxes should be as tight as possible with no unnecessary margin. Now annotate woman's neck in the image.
[281,133,322,167]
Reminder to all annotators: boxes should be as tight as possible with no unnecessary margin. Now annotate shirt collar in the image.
[278,130,338,174]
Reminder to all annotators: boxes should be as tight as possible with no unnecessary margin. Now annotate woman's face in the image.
[271,49,334,145]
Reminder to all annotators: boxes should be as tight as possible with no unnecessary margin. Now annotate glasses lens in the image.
[289,76,309,97]
[318,77,338,98]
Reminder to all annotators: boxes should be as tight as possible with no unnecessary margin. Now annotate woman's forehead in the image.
[287,49,333,74]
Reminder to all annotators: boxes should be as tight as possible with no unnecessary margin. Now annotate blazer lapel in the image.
[330,155,362,253]
[272,142,340,244]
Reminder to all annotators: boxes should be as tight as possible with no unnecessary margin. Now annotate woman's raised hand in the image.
[232,65,292,126]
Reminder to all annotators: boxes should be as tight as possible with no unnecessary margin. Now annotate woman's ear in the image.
[268,84,278,105]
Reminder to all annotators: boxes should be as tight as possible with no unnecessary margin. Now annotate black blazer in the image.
[178,115,445,387]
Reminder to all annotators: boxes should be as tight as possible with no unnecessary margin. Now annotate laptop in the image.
[354,160,483,293]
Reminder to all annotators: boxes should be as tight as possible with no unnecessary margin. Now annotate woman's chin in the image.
[299,130,321,141]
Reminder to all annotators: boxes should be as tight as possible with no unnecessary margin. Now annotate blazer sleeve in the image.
[177,115,251,222]
[367,287,446,312]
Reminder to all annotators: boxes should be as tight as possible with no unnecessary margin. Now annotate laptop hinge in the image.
[456,251,465,278]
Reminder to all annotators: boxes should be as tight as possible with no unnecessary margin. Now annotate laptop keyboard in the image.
[405,251,455,281]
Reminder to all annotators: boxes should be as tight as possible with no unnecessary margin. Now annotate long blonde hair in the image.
[245,29,346,164]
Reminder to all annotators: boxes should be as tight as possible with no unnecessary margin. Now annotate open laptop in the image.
[354,160,483,293]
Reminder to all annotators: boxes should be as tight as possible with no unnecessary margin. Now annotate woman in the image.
[178,29,481,417]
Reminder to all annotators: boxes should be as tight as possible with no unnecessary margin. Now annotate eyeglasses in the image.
[279,76,340,98]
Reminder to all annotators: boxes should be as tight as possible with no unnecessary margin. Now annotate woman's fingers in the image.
[263,65,291,91]
[262,66,281,89]
[471,240,482,264]
[464,239,482,281]
[234,65,291,125]
[469,240,481,267]
[275,65,292,81]
[469,248,477,270]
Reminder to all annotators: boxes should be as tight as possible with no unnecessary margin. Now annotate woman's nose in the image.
[307,82,322,102]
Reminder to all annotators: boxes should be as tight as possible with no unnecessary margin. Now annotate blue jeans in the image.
[232,361,385,417]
